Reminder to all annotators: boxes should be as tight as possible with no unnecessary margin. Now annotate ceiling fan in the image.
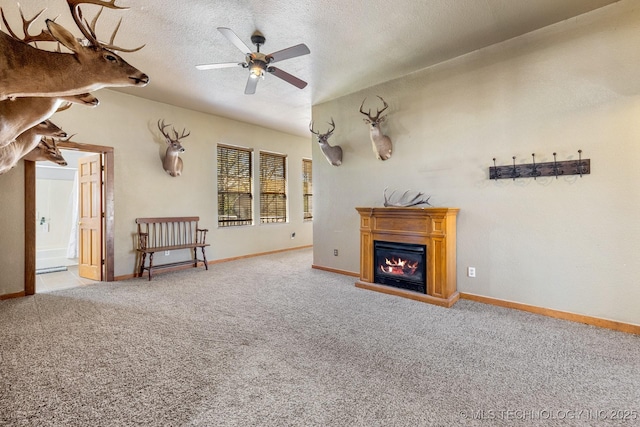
[196,27,310,95]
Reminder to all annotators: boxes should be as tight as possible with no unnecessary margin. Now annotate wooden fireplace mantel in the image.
[355,207,460,308]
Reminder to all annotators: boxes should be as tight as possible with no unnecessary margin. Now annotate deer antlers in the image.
[0,7,56,45]
[66,0,145,52]
[0,0,143,52]
[383,188,432,207]
[359,96,389,124]
[157,119,190,143]
[309,118,335,139]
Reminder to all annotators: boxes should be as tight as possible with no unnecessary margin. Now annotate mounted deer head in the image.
[309,118,343,166]
[24,137,68,166]
[359,96,392,161]
[0,93,98,147]
[158,119,190,177]
[0,0,149,101]
[0,120,67,175]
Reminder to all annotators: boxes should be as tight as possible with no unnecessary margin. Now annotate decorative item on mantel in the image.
[383,187,431,207]
[490,150,590,180]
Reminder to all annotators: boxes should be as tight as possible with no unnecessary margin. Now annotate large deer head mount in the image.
[158,119,190,178]
[25,137,68,167]
[309,118,343,166]
[0,120,67,175]
[0,0,149,101]
[0,93,98,148]
[359,96,392,161]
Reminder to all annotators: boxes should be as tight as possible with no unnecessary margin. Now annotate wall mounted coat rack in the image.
[490,151,590,180]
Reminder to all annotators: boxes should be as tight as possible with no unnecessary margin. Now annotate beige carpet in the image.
[1,247,638,426]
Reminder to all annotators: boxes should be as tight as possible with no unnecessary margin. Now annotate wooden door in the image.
[78,154,103,281]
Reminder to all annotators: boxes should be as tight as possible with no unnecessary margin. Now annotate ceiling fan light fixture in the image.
[249,65,264,79]
[198,27,310,93]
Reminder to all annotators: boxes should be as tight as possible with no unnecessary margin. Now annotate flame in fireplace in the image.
[380,257,419,276]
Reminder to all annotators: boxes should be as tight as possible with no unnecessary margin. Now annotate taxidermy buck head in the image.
[0,93,98,148]
[158,119,189,177]
[359,96,392,161]
[0,0,149,101]
[0,120,67,175]
[309,118,342,166]
[26,137,68,166]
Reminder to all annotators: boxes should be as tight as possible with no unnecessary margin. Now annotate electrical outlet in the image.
[334,249,338,256]
[164,251,170,256]
[467,267,476,278]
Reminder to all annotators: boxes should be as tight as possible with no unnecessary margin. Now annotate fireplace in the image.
[356,207,459,308]
[374,241,426,293]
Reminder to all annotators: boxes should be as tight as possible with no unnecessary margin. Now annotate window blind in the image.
[260,152,287,224]
[217,145,253,227]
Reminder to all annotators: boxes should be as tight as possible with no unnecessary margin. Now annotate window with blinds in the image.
[302,159,312,220]
[260,151,287,224]
[217,145,253,227]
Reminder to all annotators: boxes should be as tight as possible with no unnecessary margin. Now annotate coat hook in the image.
[531,153,538,180]
[578,149,583,177]
[489,151,588,180]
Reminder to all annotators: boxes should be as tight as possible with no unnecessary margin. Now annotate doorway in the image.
[24,141,114,295]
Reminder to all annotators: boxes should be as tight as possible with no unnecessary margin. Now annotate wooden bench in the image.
[135,216,210,280]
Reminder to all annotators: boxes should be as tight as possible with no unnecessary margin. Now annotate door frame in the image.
[24,142,115,295]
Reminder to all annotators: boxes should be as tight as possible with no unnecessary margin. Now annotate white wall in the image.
[0,90,312,291]
[312,1,640,325]
[0,162,25,296]
[35,178,74,249]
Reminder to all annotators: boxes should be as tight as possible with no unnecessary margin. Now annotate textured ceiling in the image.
[2,0,620,137]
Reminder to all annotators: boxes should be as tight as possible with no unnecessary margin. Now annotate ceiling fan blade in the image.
[266,44,310,63]
[268,67,307,89]
[218,27,252,55]
[195,62,244,70]
[245,75,259,95]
